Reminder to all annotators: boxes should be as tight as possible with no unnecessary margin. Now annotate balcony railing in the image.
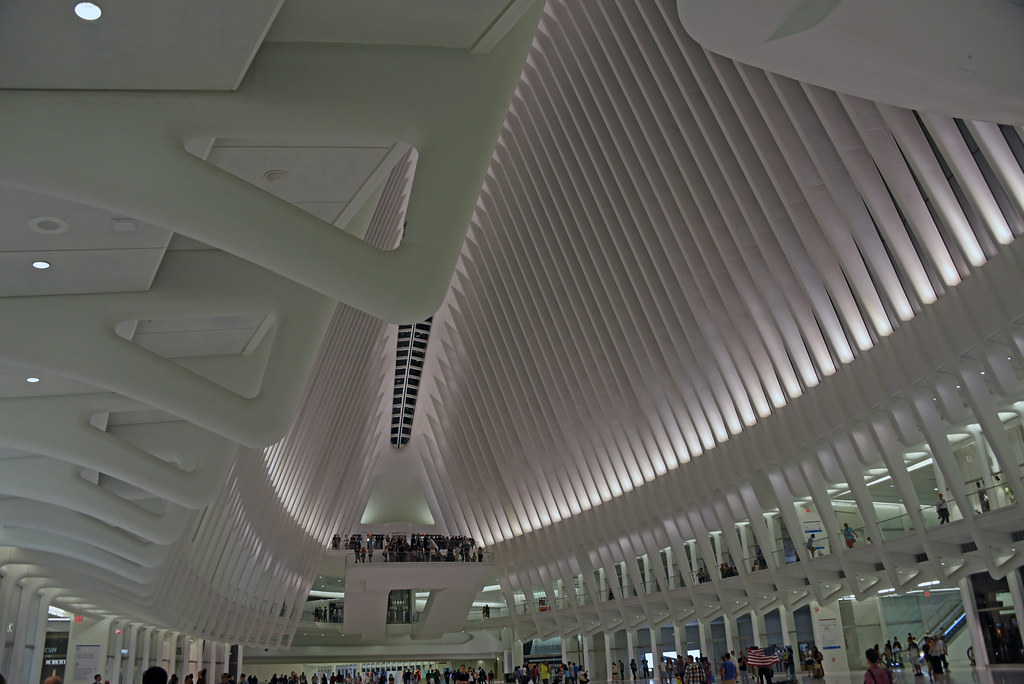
[344,550,495,566]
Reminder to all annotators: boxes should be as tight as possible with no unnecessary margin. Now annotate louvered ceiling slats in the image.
[416,0,1024,554]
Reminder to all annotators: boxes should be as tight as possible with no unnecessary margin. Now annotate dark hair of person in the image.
[865,649,880,665]
[143,666,170,684]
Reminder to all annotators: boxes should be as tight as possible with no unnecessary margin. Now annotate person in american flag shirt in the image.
[746,647,779,684]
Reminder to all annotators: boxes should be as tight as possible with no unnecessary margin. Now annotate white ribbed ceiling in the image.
[409,0,1024,548]
[2,0,1024,652]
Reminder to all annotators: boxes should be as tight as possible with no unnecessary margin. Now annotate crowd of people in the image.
[268,669,455,684]
[863,633,950,683]
[328,533,485,563]
[310,603,342,623]
[512,661,585,684]
[27,667,260,684]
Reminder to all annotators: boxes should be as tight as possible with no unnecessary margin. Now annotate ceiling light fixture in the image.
[263,169,289,184]
[29,216,70,235]
[75,2,102,20]
[32,261,51,270]
[27,377,40,383]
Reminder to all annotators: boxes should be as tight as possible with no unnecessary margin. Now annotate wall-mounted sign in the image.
[72,644,101,682]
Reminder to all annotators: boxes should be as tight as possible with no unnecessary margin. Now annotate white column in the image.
[673,624,684,658]
[738,526,751,567]
[622,626,630,675]
[763,515,780,565]
[27,588,58,684]
[514,639,524,668]
[8,578,41,682]
[874,598,888,646]
[110,622,126,684]
[711,533,724,567]
[724,616,736,654]
[582,634,592,674]
[650,626,662,682]
[930,458,948,513]
[606,632,615,681]
[153,629,167,669]
[808,603,846,672]
[697,621,710,657]
[958,577,988,667]
[124,624,140,684]
[140,627,152,672]
[178,635,189,678]
[777,608,795,649]
[195,638,205,679]
[236,644,244,679]
[750,612,765,646]
[561,635,568,666]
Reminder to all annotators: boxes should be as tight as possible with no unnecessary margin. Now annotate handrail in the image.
[344,550,495,566]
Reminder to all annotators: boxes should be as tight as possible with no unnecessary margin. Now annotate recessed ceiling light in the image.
[32,261,51,270]
[75,2,102,20]
[29,216,70,235]
[263,169,289,183]
[27,377,40,383]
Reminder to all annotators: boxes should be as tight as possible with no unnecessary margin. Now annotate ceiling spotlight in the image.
[32,261,51,270]
[75,2,102,20]
[27,377,40,383]
[263,169,290,183]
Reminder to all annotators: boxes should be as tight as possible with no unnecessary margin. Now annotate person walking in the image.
[936,495,950,524]
[682,658,703,684]
[720,654,737,684]
[864,649,894,684]
[843,523,858,549]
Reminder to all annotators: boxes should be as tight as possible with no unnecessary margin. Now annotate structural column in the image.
[140,627,153,672]
[958,577,988,667]
[673,624,684,658]
[606,632,614,681]
[8,578,43,683]
[110,621,126,684]
[124,624,141,684]
[650,626,663,681]
[27,587,58,684]
[763,515,780,565]
[777,608,796,649]
[874,598,888,646]
[750,612,766,646]
[724,616,736,653]
[697,620,710,656]
[177,634,189,678]
[195,638,205,678]
[627,630,636,675]
[711,533,724,567]
[582,634,592,674]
